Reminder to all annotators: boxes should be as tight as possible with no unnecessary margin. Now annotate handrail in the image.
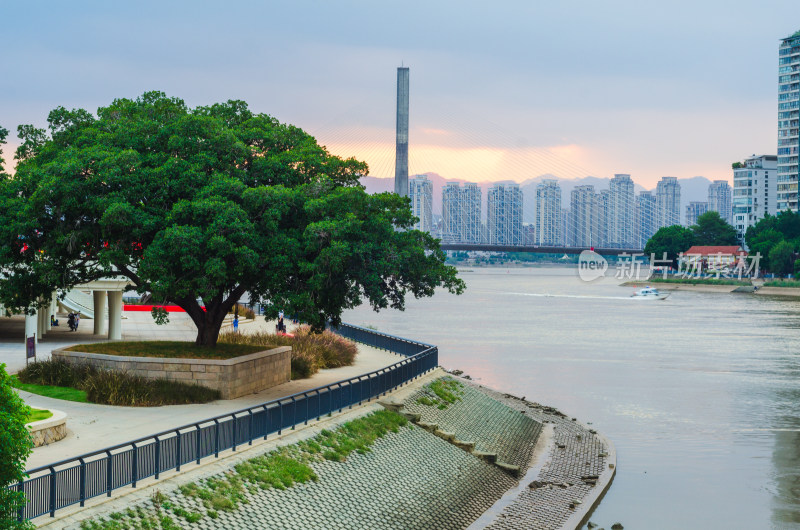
[13,322,437,521]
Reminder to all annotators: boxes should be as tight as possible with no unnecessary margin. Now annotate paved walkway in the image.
[1,311,402,470]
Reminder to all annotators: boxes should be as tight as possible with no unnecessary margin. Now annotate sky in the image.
[1,0,798,188]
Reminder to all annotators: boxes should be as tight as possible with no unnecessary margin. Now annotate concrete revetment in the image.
[51,346,291,399]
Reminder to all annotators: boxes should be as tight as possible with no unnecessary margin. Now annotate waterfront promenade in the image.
[40,369,615,530]
[7,310,615,529]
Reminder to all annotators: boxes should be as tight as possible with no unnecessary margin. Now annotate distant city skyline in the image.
[0,2,798,188]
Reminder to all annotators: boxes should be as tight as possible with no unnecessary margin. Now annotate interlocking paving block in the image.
[404,378,543,469]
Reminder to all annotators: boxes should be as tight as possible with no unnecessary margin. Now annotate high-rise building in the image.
[487,183,523,245]
[394,67,409,197]
[707,180,733,223]
[561,208,570,247]
[777,30,800,211]
[597,190,610,247]
[608,174,635,248]
[635,191,658,249]
[733,154,778,243]
[535,179,562,246]
[442,182,482,243]
[408,175,433,233]
[656,177,681,228]
[569,185,598,247]
[685,201,709,227]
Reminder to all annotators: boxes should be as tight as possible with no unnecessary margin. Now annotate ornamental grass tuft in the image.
[219,326,357,379]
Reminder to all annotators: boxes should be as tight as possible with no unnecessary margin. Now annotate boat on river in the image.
[631,286,670,300]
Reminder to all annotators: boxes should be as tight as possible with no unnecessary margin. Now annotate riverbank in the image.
[42,369,616,530]
[622,279,800,297]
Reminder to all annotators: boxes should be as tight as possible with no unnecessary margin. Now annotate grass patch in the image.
[180,409,407,513]
[26,407,53,423]
[644,277,750,286]
[415,377,464,410]
[763,279,800,288]
[219,326,357,379]
[65,341,265,359]
[80,410,409,527]
[16,359,220,406]
[12,375,89,403]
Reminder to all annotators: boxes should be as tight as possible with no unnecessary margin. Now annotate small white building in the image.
[732,154,777,244]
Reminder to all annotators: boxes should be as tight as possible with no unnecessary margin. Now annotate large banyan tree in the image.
[0,92,463,346]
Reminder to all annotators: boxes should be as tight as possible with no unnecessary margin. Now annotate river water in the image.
[342,267,800,529]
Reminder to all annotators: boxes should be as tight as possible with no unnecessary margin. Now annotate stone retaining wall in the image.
[28,410,67,447]
[51,346,291,399]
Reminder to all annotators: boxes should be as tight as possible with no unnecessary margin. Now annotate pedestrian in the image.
[233,315,239,333]
[75,313,80,331]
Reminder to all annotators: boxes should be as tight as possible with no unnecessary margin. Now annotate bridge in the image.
[439,244,645,256]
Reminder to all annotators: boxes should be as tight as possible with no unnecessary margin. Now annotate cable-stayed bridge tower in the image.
[395,66,409,197]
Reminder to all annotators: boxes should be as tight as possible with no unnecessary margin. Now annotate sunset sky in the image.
[1,1,798,188]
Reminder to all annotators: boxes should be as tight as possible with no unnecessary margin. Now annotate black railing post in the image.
[176,431,182,472]
[263,406,269,440]
[232,415,237,452]
[304,393,309,425]
[291,397,296,430]
[78,458,86,507]
[48,467,56,517]
[196,425,202,464]
[214,419,220,457]
[132,443,138,488]
[17,480,25,522]
[106,451,113,497]
[316,389,322,420]
[155,437,161,479]
[278,402,283,435]
[248,410,254,445]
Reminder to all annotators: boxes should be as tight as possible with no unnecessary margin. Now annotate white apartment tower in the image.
[777,30,800,211]
[487,183,523,245]
[656,177,681,227]
[635,191,657,249]
[442,182,482,244]
[685,201,709,227]
[707,180,732,223]
[569,185,598,247]
[535,179,562,246]
[733,154,778,243]
[608,174,635,248]
[408,175,433,233]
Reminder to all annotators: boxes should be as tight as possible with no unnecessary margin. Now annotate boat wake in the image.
[497,291,639,301]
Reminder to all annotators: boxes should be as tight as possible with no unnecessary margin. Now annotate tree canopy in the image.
[690,211,738,246]
[0,92,464,345]
[644,225,695,266]
[0,364,33,528]
[745,211,800,273]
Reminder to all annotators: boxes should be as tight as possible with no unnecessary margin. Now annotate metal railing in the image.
[15,323,437,521]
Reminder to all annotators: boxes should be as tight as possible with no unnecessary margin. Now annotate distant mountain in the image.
[362,173,715,225]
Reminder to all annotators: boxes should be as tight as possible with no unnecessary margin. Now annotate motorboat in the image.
[631,286,670,300]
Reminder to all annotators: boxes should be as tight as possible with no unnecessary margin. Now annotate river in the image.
[342,266,800,529]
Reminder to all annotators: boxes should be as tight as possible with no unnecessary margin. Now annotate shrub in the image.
[219,326,357,379]
[1,363,34,529]
[17,359,96,388]
[16,359,220,406]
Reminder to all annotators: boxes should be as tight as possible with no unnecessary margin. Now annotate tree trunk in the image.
[194,306,227,347]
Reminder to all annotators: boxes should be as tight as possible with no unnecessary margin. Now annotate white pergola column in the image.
[25,310,38,345]
[37,305,46,339]
[45,294,53,331]
[93,290,107,335]
[107,290,122,340]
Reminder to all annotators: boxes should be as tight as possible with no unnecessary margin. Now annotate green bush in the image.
[1,363,34,529]
[16,359,220,406]
[220,326,357,379]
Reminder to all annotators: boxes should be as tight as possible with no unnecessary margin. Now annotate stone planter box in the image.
[27,409,67,447]
[51,345,291,400]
